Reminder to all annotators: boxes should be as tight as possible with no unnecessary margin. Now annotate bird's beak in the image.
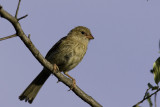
[86,35,94,40]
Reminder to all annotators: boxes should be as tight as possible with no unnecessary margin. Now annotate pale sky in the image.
[0,0,160,107]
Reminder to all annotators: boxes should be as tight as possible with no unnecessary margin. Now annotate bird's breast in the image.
[59,42,87,71]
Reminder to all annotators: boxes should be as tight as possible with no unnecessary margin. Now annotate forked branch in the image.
[133,88,160,107]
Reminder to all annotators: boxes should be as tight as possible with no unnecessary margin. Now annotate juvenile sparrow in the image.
[19,26,94,103]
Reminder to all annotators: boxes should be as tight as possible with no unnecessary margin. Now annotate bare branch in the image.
[0,5,102,107]
[15,0,21,18]
[0,34,17,41]
[18,14,28,21]
[133,88,160,107]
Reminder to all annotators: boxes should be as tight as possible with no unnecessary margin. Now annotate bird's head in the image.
[68,26,94,41]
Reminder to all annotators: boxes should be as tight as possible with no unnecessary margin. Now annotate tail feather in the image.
[19,69,51,103]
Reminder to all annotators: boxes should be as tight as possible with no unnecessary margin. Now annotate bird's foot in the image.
[53,64,59,73]
[68,79,76,91]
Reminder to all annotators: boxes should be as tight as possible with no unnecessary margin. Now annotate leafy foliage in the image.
[151,57,160,84]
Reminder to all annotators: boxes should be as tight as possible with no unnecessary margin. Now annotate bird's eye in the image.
[81,31,85,35]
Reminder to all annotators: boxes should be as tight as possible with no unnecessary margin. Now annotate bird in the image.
[19,26,94,104]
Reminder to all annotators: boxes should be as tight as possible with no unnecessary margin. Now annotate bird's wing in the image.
[45,36,67,59]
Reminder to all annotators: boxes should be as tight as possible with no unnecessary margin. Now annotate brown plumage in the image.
[19,26,94,103]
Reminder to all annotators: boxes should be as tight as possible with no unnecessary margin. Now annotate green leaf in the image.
[152,57,160,85]
[148,83,153,89]
[147,83,159,90]
[151,86,159,90]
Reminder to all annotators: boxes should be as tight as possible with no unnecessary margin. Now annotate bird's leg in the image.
[64,72,76,91]
[53,64,61,83]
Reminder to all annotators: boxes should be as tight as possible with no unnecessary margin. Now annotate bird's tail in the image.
[19,69,51,104]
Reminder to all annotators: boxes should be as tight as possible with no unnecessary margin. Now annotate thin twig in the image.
[133,88,160,107]
[15,0,21,18]
[0,34,17,41]
[28,34,31,39]
[18,14,28,21]
[143,88,150,99]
